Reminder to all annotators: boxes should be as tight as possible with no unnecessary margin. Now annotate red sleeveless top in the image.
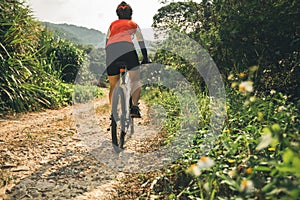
[106,19,138,47]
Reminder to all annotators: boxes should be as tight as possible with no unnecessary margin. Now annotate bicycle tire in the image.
[111,86,126,150]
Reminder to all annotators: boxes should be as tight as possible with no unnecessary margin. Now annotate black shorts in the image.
[105,42,140,76]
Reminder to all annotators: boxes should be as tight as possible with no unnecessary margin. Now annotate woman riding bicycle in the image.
[105,1,150,118]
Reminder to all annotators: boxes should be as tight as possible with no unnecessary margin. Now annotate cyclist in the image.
[105,1,150,118]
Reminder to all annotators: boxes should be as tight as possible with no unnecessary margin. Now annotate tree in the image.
[153,0,300,99]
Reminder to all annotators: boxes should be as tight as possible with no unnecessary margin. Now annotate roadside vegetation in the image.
[1,0,299,199]
[116,0,300,199]
[0,1,103,115]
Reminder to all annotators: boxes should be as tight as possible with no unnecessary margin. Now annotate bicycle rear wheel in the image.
[111,86,126,150]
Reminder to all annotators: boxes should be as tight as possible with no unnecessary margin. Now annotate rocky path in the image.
[0,89,161,200]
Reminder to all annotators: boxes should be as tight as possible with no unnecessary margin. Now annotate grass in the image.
[114,77,300,199]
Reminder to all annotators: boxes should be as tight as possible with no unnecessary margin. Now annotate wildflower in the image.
[197,156,215,168]
[231,82,238,88]
[270,89,276,95]
[228,168,237,178]
[228,159,236,164]
[246,167,253,175]
[256,132,273,151]
[239,81,253,93]
[228,74,234,80]
[187,164,201,177]
[268,147,276,151]
[187,157,215,177]
[239,72,246,78]
[223,129,230,133]
[240,180,254,193]
[277,106,285,112]
[249,96,256,102]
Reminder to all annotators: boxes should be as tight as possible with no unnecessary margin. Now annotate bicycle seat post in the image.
[120,65,126,85]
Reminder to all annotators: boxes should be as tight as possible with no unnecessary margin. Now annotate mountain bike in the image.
[111,63,135,152]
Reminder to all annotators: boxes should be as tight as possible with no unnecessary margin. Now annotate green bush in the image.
[153,0,300,100]
[0,0,53,113]
[47,40,85,83]
[73,84,104,103]
[0,1,89,114]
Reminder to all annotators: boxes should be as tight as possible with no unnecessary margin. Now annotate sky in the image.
[24,0,165,33]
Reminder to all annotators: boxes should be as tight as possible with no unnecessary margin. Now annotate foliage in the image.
[153,0,300,100]
[114,1,300,199]
[123,75,300,199]
[47,39,85,83]
[0,0,96,114]
[209,0,300,99]
[153,1,207,34]
[87,47,106,81]
[73,84,104,103]
[42,22,107,82]
[0,0,52,113]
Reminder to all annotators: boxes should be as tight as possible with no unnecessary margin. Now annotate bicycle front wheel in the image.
[111,86,126,150]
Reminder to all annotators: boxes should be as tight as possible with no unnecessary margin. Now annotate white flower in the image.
[256,133,273,151]
[187,157,215,177]
[239,81,253,93]
[240,180,255,193]
[228,168,237,178]
[187,164,201,177]
[197,156,215,169]
[270,89,276,95]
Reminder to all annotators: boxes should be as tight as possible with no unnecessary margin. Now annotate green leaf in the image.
[254,166,271,172]
[261,182,275,193]
[271,123,281,133]
[282,148,294,164]
[262,127,272,135]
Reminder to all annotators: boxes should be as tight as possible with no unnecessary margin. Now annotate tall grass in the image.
[0,1,91,114]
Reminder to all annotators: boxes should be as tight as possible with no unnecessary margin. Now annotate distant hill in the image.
[42,22,106,48]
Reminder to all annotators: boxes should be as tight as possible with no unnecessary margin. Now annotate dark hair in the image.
[116,1,132,19]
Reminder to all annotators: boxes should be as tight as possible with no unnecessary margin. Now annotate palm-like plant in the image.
[0,0,84,114]
[0,1,51,112]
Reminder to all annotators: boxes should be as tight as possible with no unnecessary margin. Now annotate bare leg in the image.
[129,69,141,106]
[108,75,120,105]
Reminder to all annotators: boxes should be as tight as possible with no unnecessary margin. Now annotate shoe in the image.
[130,105,141,118]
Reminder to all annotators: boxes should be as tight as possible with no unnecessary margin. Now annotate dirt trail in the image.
[0,89,161,200]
